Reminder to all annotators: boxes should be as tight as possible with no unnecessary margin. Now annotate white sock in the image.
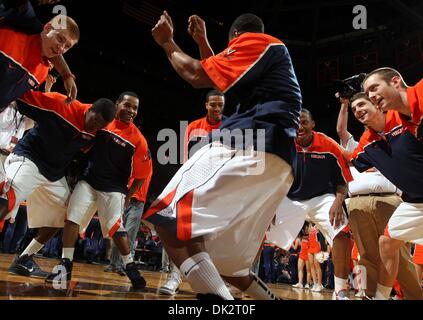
[169,263,182,282]
[334,276,348,293]
[62,248,75,261]
[375,283,392,300]
[244,273,279,300]
[179,252,234,300]
[121,254,134,267]
[20,239,44,257]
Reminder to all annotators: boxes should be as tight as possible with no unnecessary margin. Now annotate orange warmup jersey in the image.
[0,28,49,109]
[15,91,95,182]
[84,120,151,194]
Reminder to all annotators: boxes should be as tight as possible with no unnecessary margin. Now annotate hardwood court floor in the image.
[0,253,354,300]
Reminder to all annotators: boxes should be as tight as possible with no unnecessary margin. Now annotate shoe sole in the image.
[29,273,49,279]
[158,287,179,295]
[8,270,29,277]
[8,269,49,278]
[131,281,147,291]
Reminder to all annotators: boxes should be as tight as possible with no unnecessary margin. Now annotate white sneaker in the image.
[311,284,323,292]
[333,290,350,300]
[355,290,366,298]
[292,282,304,289]
[159,271,182,295]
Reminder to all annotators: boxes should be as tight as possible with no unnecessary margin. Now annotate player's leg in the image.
[396,244,423,299]
[7,159,67,277]
[123,200,144,259]
[308,194,350,298]
[45,180,97,284]
[146,144,292,299]
[13,226,62,277]
[158,261,182,295]
[0,154,41,221]
[155,224,233,299]
[204,157,294,300]
[331,230,350,297]
[98,190,146,290]
[106,200,145,275]
[378,235,404,299]
[379,202,423,299]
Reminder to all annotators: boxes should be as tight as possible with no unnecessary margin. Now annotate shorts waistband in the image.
[350,192,397,198]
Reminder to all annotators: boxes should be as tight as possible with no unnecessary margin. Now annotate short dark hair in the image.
[300,108,314,121]
[363,67,407,88]
[350,92,371,105]
[229,13,264,39]
[206,90,224,102]
[91,98,116,122]
[117,91,139,103]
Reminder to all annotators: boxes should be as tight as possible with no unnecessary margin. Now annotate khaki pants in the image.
[349,194,423,299]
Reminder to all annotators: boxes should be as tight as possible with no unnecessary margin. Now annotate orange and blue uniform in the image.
[15,91,96,181]
[288,131,353,201]
[350,80,423,203]
[82,120,150,194]
[200,32,302,169]
[0,3,48,110]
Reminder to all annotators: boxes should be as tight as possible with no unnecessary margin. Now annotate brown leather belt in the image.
[350,192,397,198]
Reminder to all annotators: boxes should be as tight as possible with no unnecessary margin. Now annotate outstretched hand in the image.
[152,10,174,47]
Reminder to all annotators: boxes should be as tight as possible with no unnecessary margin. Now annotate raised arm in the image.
[336,97,352,147]
[151,11,215,89]
[187,15,214,59]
